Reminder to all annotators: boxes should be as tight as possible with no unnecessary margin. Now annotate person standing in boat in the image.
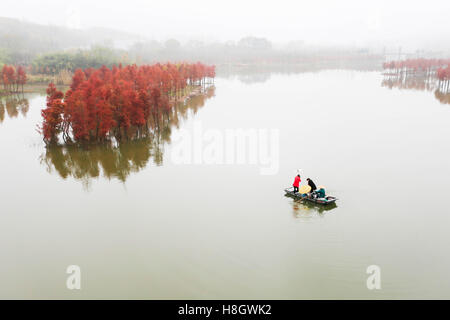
[306,178,317,193]
[293,174,301,193]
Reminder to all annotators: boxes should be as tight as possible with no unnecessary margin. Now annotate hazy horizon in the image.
[2,0,450,51]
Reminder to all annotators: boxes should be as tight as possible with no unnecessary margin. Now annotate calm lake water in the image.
[1,70,449,299]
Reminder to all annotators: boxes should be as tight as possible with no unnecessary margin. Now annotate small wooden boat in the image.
[284,187,338,205]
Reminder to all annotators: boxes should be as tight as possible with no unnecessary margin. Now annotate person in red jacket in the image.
[293,174,301,193]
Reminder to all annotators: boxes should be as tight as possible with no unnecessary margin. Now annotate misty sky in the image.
[2,0,450,50]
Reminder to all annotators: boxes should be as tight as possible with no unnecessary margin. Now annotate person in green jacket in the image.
[311,187,326,199]
[315,188,326,198]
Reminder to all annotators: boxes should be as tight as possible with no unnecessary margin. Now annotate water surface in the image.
[1,70,449,299]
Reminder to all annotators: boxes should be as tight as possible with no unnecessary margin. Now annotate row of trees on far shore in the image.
[382,58,450,93]
[40,62,215,144]
[1,65,27,93]
[382,58,450,75]
[31,46,127,76]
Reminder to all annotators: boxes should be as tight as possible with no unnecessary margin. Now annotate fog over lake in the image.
[1,69,449,298]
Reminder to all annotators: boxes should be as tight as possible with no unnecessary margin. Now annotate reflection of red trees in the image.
[381,75,437,92]
[434,90,450,105]
[0,95,29,123]
[382,58,450,104]
[40,63,215,144]
[40,86,215,186]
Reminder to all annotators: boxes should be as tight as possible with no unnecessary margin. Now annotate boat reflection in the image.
[287,196,338,220]
[0,94,29,123]
[40,87,215,187]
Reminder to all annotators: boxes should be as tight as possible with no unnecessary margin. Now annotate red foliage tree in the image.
[17,66,27,93]
[1,65,28,93]
[40,62,215,144]
[40,83,65,142]
[383,58,450,75]
[1,65,14,92]
[383,58,450,93]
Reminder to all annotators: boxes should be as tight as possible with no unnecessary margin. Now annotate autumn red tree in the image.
[1,65,28,94]
[1,65,15,92]
[40,62,215,144]
[17,66,27,93]
[383,58,450,93]
[40,83,65,142]
[383,58,450,75]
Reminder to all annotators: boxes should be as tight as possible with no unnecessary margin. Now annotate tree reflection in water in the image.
[218,61,383,85]
[381,73,450,105]
[0,94,30,123]
[434,90,450,104]
[40,87,215,187]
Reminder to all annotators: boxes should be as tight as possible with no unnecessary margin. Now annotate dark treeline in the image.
[0,17,141,66]
[128,37,383,66]
[0,17,384,78]
[0,17,134,85]
[30,39,375,82]
[31,46,128,75]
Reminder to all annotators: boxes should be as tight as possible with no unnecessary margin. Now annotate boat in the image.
[284,187,338,205]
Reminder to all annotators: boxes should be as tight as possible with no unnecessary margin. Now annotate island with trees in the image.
[40,62,215,144]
